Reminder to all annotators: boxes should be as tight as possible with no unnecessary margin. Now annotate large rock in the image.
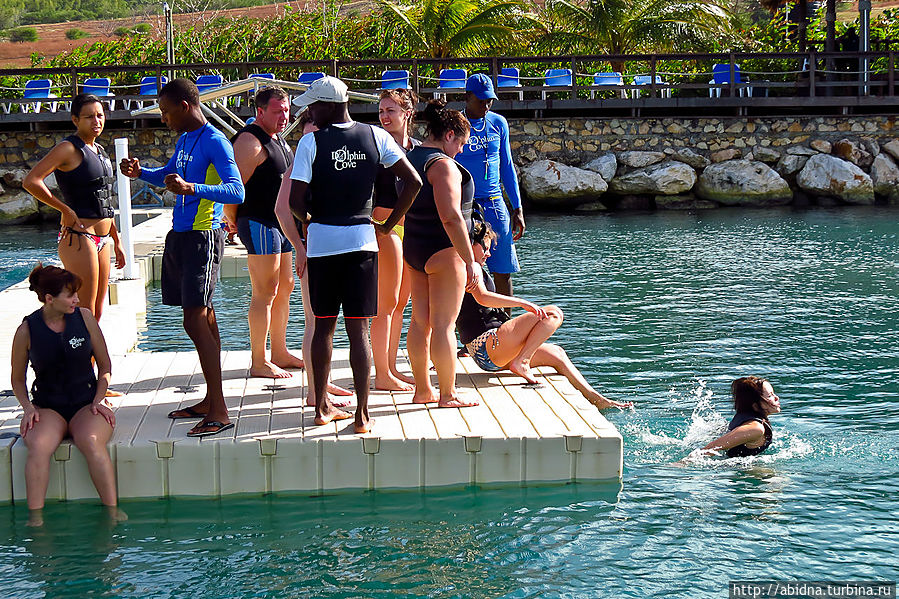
[871,153,899,202]
[0,193,40,224]
[583,153,617,181]
[520,160,608,206]
[810,139,832,154]
[754,147,781,164]
[671,148,710,170]
[2,169,28,189]
[710,149,741,163]
[832,139,874,170]
[776,154,810,177]
[883,140,899,163]
[695,160,793,206]
[617,151,665,169]
[797,154,875,204]
[608,161,696,195]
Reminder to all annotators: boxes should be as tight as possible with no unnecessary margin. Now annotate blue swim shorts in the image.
[467,329,504,372]
[475,196,520,274]
[237,218,293,256]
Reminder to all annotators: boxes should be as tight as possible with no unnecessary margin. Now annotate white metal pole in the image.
[114,137,137,280]
[860,0,871,96]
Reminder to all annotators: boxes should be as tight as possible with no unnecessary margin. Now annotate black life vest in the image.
[232,123,293,228]
[54,135,115,219]
[726,412,773,457]
[25,307,96,405]
[308,122,380,226]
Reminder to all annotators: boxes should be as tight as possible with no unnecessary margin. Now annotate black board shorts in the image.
[306,251,377,318]
[161,229,223,308]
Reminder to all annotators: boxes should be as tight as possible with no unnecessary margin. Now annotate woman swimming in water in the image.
[698,376,781,457]
[11,264,124,525]
[459,217,632,410]
[23,93,125,322]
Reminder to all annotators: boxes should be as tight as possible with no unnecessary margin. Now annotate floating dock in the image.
[0,211,622,503]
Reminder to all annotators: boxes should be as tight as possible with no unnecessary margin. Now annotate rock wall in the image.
[2,115,898,223]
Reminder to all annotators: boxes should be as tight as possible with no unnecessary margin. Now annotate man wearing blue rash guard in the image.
[120,78,244,437]
[455,73,525,299]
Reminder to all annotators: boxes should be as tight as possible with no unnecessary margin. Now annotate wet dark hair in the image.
[732,376,769,417]
[419,98,469,140]
[379,88,418,136]
[159,78,200,107]
[254,86,289,109]
[71,93,103,118]
[28,263,82,302]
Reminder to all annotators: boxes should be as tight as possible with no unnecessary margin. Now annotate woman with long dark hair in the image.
[699,376,781,457]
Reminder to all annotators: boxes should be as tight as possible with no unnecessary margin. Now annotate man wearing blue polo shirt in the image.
[455,73,525,298]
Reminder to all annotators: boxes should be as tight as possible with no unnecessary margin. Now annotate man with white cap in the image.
[274,76,422,434]
[455,73,525,301]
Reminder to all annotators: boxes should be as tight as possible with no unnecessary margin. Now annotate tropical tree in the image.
[378,0,540,58]
[537,0,736,71]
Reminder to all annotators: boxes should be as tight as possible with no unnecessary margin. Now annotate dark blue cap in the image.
[466,74,498,100]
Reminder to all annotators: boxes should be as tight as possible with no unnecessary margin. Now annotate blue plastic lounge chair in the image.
[82,77,115,111]
[590,72,625,99]
[298,72,325,85]
[21,79,58,114]
[250,73,275,80]
[435,68,467,98]
[196,74,224,94]
[234,73,276,107]
[125,76,168,110]
[497,67,523,100]
[381,70,410,90]
[542,68,573,99]
[632,75,672,99]
[709,63,752,98]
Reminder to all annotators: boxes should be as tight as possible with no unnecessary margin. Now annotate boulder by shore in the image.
[519,136,899,212]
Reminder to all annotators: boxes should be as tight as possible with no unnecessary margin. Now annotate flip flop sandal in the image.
[186,421,234,437]
[168,406,207,420]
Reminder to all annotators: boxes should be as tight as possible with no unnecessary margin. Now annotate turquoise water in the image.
[0,224,58,291]
[3,207,899,597]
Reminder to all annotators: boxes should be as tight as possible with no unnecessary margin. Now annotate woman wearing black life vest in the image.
[24,93,125,322]
[11,264,123,526]
[699,376,781,458]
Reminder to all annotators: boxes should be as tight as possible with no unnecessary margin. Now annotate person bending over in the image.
[120,78,245,437]
[459,218,632,411]
[11,264,125,526]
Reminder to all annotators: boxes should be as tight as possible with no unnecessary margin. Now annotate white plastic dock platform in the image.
[0,349,622,502]
[0,209,622,503]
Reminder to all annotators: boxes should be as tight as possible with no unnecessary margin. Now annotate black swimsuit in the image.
[403,146,474,272]
[25,308,97,422]
[726,412,773,457]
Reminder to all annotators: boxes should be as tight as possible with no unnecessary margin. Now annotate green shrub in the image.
[65,28,88,40]
[114,22,151,37]
[10,26,37,42]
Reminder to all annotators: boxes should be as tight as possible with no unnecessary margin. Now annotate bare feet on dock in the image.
[354,417,375,434]
[250,361,292,379]
[507,358,539,384]
[438,395,479,408]
[391,369,416,386]
[314,407,353,425]
[589,393,633,410]
[374,373,414,392]
[306,383,354,408]
[328,383,353,396]
[272,352,304,370]
[412,387,438,404]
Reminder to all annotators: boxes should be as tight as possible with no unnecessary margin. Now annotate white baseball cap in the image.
[292,76,349,107]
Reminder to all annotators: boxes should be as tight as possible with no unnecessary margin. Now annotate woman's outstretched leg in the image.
[22,409,67,514]
[487,307,564,384]
[69,405,116,506]
[530,343,632,410]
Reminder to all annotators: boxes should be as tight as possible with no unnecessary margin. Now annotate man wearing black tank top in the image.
[225,87,304,380]
[274,76,422,434]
